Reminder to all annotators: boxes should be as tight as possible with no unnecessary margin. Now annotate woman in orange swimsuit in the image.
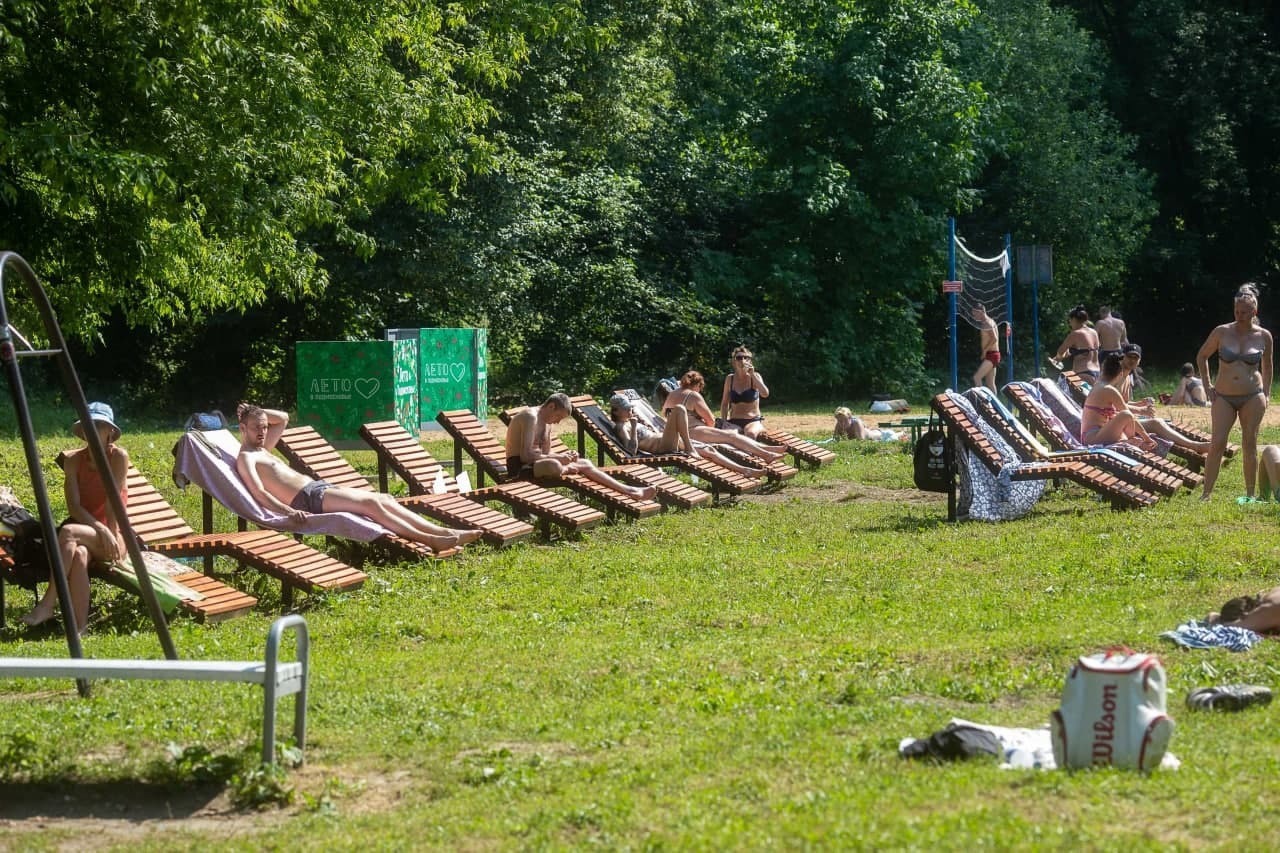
[21,402,129,634]
[1078,355,1156,450]
[1196,283,1274,500]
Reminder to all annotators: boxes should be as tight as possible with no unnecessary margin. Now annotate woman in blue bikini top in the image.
[1195,282,1274,500]
[719,346,771,439]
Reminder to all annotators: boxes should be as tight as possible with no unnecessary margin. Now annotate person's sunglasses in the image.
[735,355,752,361]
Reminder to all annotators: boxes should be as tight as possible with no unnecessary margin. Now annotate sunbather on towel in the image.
[1207,586,1280,634]
[506,394,657,500]
[21,402,128,633]
[235,405,482,550]
[608,394,766,479]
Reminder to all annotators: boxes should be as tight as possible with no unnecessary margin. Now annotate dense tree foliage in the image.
[1058,0,1280,359]
[6,0,1243,408]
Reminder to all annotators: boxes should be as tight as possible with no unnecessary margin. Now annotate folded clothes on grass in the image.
[1159,620,1263,652]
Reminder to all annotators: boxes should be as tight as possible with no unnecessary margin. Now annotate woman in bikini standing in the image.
[1053,305,1100,380]
[1078,354,1157,450]
[719,346,770,439]
[1196,283,1273,500]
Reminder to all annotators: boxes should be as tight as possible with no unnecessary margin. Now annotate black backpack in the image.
[0,503,53,590]
[913,424,952,493]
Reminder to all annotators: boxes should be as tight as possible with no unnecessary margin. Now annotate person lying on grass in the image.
[22,402,127,633]
[506,394,657,501]
[833,407,906,442]
[235,404,482,551]
[1207,587,1280,633]
[608,394,766,479]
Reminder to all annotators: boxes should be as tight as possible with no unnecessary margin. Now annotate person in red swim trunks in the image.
[971,303,1001,392]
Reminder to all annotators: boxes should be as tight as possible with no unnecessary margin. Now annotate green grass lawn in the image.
[4,414,1280,849]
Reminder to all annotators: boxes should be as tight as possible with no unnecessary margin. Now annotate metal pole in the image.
[1004,233,1014,384]
[948,217,958,390]
[1032,265,1042,377]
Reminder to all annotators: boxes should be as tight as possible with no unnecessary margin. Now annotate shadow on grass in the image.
[857,500,1101,534]
[0,780,224,820]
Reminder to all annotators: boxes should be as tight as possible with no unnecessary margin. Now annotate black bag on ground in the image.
[913,427,951,493]
[0,503,52,590]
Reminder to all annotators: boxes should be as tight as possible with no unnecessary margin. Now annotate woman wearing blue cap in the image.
[21,402,129,633]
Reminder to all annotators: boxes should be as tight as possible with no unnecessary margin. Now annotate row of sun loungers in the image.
[4,392,832,625]
[928,372,1228,520]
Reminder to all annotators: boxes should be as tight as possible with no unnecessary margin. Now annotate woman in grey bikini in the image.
[1196,283,1274,500]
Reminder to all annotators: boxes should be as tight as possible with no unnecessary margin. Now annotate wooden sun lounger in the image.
[1058,370,1227,468]
[446,407,660,521]
[182,429,459,564]
[29,457,262,622]
[119,460,367,612]
[566,394,761,504]
[1002,382,1202,489]
[614,389,799,484]
[503,402,709,511]
[930,392,1157,518]
[963,388,1183,496]
[275,425,533,548]
[432,410,608,534]
[759,428,836,468]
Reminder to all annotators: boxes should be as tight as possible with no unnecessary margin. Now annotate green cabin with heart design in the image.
[386,328,488,428]
[296,339,419,447]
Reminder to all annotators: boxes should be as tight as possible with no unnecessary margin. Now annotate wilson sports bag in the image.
[1049,649,1174,771]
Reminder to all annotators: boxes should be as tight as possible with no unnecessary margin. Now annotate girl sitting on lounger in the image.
[608,395,766,479]
[1079,355,1157,452]
[22,402,129,633]
[662,371,786,463]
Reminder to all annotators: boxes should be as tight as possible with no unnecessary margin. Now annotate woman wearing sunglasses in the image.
[719,346,771,439]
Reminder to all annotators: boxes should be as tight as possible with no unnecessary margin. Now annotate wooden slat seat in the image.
[360,420,593,540]
[615,391,797,484]
[930,392,1157,515]
[568,393,759,504]
[491,408,663,520]
[434,410,632,528]
[760,428,837,468]
[1003,381,1202,489]
[120,466,367,603]
[963,387,1184,496]
[1060,369,1229,466]
[277,425,532,548]
[568,394,764,501]
[505,401,710,511]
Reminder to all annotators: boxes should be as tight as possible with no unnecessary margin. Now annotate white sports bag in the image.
[1050,649,1174,771]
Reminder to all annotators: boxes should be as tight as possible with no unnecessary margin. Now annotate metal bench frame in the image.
[0,615,309,765]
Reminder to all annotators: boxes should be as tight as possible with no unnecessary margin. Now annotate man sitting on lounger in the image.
[236,405,482,551]
[506,393,657,501]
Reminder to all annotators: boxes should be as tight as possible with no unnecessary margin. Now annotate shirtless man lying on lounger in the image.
[505,393,657,501]
[236,404,482,551]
